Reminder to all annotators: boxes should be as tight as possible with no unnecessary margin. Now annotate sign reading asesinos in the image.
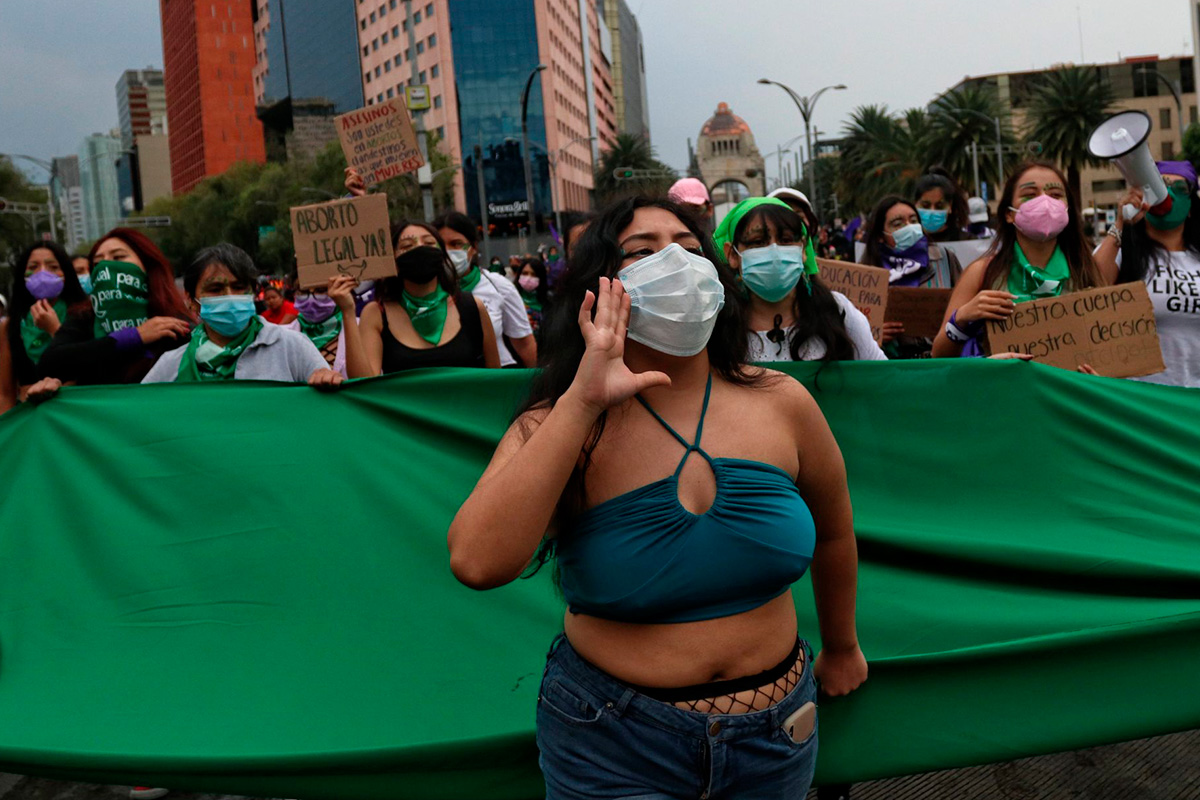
[986,283,1165,377]
[336,99,425,187]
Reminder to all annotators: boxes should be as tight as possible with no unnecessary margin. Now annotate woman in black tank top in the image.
[343,220,500,377]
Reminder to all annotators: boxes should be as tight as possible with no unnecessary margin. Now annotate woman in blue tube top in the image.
[449,196,867,799]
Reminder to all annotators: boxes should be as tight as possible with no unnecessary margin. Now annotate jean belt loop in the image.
[543,633,567,678]
[612,686,636,717]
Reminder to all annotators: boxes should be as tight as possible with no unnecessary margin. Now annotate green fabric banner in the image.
[1,360,1198,799]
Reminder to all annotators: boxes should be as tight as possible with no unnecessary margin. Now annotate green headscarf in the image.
[1009,242,1070,304]
[400,286,450,345]
[712,196,820,277]
[176,316,264,382]
[90,260,149,338]
[19,299,67,364]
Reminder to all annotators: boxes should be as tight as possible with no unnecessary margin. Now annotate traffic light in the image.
[613,167,636,180]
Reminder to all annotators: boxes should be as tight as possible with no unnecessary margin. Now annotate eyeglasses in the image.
[1167,179,1191,194]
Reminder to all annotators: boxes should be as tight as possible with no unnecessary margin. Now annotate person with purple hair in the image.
[1094,160,1200,387]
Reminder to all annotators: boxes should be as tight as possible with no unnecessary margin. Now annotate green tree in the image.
[836,105,929,216]
[0,157,50,273]
[1182,123,1200,174]
[593,133,677,205]
[927,85,1016,191]
[1024,66,1115,200]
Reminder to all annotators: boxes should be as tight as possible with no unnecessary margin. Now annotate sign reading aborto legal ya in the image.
[336,98,426,187]
[290,194,396,290]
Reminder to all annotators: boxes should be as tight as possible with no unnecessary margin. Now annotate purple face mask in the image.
[25,270,65,301]
[294,293,338,323]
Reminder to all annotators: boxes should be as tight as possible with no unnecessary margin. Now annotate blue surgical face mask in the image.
[199,294,257,337]
[890,222,926,251]
[77,273,92,294]
[917,207,948,234]
[737,243,805,303]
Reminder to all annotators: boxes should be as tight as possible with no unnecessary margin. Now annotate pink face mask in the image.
[1010,194,1069,242]
[518,275,540,292]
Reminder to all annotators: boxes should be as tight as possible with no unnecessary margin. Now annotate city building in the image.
[78,134,124,240]
[51,156,87,252]
[939,55,1197,214]
[356,0,621,235]
[601,0,649,141]
[158,0,266,194]
[251,0,365,161]
[115,69,173,211]
[695,102,766,221]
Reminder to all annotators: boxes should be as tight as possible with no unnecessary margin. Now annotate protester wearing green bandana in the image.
[716,197,885,363]
[28,229,196,403]
[350,221,500,377]
[933,163,1104,360]
[436,212,537,367]
[0,241,89,414]
[141,244,339,388]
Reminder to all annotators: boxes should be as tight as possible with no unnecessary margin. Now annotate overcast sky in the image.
[1,0,1193,186]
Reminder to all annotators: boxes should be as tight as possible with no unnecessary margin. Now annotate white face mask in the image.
[616,242,725,357]
[447,248,472,277]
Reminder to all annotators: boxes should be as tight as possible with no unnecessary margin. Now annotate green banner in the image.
[1,360,1198,799]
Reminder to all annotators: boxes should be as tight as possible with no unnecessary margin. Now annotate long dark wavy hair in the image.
[6,241,89,384]
[860,194,918,267]
[514,256,550,307]
[914,168,968,242]
[520,196,762,573]
[980,161,1103,292]
[732,203,856,362]
[1118,178,1200,283]
[382,219,458,299]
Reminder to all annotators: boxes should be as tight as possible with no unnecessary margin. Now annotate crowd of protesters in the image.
[1,154,1197,800]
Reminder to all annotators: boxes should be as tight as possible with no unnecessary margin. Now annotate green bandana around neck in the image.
[713,196,820,278]
[1147,185,1193,230]
[1009,242,1070,304]
[520,289,543,313]
[19,299,67,364]
[90,260,149,338]
[298,309,343,351]
[459,265,482,293]
[176,316,264,382]
[400,285,450,345]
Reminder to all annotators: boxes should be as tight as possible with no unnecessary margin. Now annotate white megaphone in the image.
[1088,110,1171,221]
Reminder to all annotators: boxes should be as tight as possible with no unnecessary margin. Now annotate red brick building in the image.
[159,0,265,194]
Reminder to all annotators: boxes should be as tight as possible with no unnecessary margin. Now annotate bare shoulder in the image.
[960,258,990,288]
[728,367,822,422]
[359,301,383,329]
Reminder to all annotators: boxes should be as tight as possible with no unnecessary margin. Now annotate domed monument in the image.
[696,102,766,221]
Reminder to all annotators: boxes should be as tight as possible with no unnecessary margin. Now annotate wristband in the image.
[945,320,972,343]
[1106,226,1122,246]
[945,310,981,344]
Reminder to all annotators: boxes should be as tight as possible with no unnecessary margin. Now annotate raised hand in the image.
[563,277,670,416]
[30,300,61,335]
[343,167,366,198]
[327,275,358,314]
[956,290,1016,325]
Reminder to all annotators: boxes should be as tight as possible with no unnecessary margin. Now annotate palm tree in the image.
[928,85,1016,191]
[1024,66,1115,200]
[593,133,677,204]
[837,105,928,214]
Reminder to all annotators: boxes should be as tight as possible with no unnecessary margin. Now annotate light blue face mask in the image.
[77,273,93,294]
[737,243,805,303]
[918,207,949,234]
[199,294,257,337]
[890,222,926,251]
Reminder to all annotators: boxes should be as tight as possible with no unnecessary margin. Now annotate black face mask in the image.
[396,246,445,284]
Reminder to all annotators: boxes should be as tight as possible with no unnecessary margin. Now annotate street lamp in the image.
[758,79,846,219]
[1141,67,1185,151]
[4,153,62,243]
[546,135,595,237]
[521,64,547,238]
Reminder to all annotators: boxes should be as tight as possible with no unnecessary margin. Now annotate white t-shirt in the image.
[747,291,887,362]
[470,270,534,367]
[1122,249,1200,388]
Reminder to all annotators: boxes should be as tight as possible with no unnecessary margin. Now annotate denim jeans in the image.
[536,635,818,800]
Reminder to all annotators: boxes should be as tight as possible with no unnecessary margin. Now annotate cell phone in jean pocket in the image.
[782,701,816,744]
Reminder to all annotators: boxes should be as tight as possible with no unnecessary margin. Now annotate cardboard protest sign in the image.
[336,98,425,186]
[986,283,1165,377]
[290,194,396,290]
[817,258,889,342]
[885,288,953,339]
